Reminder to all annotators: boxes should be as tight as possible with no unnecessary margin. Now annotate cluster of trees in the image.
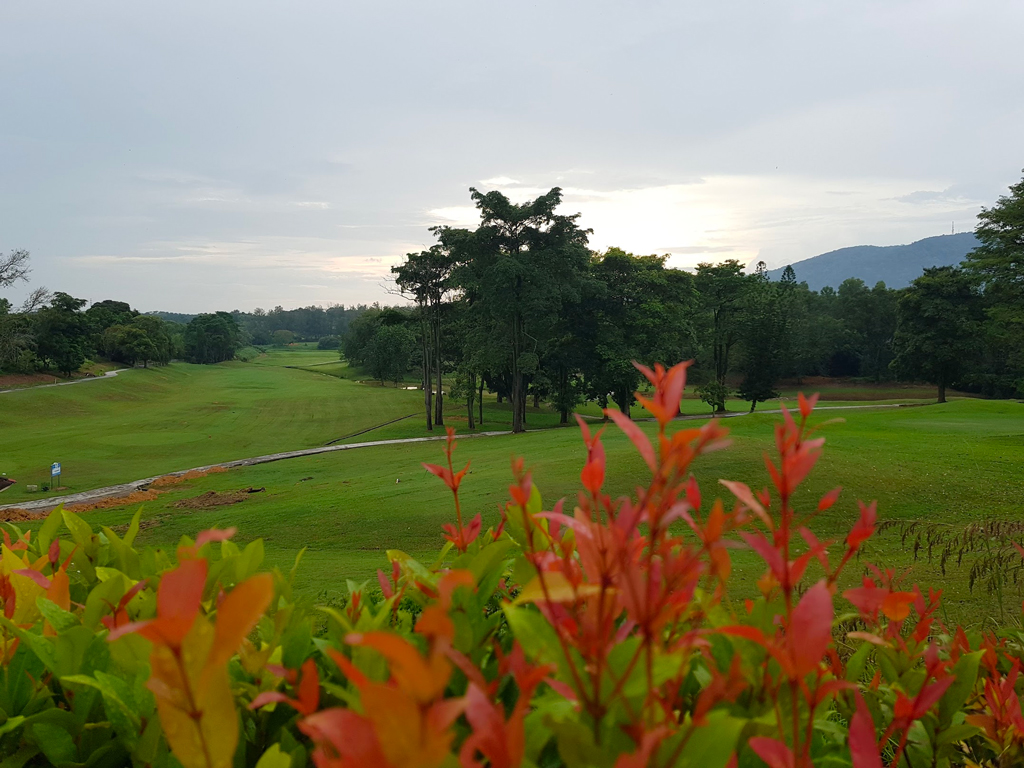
[0,256,184,376]
[152,306,366,347]
[0,252,249,374]
[343,174,1024,430]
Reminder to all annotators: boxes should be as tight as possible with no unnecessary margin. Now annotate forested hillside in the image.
[767,232,978,290]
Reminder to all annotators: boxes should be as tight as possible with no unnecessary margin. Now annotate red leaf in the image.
[817,486,842,512]
[686,475,701,512]
[846,501,877,549]
[788,581,833,678]
[604,408,656,472]
[377,569,394,599]
[797,392,819,420]
[749,736,795,768]
[849,693,883,768]
[423,462,454,490]
[912,677,954,719]
[721,480,771,529]
[738,531,786,581]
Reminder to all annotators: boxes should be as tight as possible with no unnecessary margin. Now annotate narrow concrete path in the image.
[0,400,927,517]
[579,401,926,422]
[0,368,129,395]
[0,430,511,516]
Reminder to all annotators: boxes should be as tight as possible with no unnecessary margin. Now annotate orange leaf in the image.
[209,573,274,668]
[347,631,450,703]
[881,591,916,622]
[604,409,656,473]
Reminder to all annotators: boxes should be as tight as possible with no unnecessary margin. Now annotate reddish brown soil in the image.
[150,466,228,488]
[171,487,265,510]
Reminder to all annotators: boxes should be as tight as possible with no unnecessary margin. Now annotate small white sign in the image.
[51,462,61,475]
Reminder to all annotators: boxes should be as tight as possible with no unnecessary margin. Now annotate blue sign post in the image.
[50,462,61,488]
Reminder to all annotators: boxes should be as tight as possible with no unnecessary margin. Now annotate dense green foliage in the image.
[0,280,184,377]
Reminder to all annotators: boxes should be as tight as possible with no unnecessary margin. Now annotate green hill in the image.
[768,232,978,289]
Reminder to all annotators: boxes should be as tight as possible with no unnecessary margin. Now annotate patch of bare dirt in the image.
[66,489,162,514]
[171,487,265,510]
[109,517,165,535]
[0,508,41,522]
[150,466,228,488]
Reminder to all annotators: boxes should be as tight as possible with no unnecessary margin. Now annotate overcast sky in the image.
[2,0,1022,313]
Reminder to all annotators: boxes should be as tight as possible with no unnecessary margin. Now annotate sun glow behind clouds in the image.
[429,175,984,271]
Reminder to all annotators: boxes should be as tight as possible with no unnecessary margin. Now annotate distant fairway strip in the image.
[0,430,511,515]
[324,413,418,444]
[0,368,129,395]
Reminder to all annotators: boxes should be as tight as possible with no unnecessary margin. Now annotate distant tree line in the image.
[151,305,367,346]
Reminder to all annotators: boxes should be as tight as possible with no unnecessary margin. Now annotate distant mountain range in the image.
[766,233,979,290]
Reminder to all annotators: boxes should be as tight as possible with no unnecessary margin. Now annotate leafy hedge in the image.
[0,361,1020,768]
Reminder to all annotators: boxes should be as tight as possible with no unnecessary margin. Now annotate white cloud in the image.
[431,174,984,272]
[479,176,520,186]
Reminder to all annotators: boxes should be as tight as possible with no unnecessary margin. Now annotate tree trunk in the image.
[533,390,540,409]
[422,340,432,431]
[559,368,569,424]
[479,377,484,425]
[750,400,757,412]
[511,312,525,433]
[467,370,476,430]
[938,381,946,403]
[434,315,444,426]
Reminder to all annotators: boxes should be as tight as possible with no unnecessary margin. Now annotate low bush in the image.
[1,361,1020,767]
[235,346,263,362]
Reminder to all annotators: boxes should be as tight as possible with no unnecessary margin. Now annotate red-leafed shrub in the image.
[1,360,1022,767]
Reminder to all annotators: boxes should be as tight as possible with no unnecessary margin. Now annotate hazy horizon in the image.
[3,1,1022,313]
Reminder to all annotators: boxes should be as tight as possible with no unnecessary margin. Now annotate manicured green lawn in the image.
[0,351,426,501]
[76,397,1024,627]
[0,347,584,501]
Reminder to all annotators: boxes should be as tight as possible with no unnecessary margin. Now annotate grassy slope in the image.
[81,398,1024,626]
[0,348,426,501]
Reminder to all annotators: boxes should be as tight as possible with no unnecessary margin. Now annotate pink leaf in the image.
[195,527,237,548]
[789,581,833,677]
[749,737,795,768]
[13,569,51,590]
[604,409,656,473]
[849,693,883,768]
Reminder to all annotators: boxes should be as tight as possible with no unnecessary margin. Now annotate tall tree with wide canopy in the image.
[447,188,591,433]
[694,260,749,411]
[582,248,695,417]
[964,170,1024,384]
[392,244,458,429]
[737,263,787,411]
[35,292,90,375]
[892,266,982,403]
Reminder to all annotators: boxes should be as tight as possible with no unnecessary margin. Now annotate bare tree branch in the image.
[19,286,51,313]
[0,249,31,288]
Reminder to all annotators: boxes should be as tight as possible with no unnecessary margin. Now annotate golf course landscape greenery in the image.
[2,172,1024,767]
[1,361,1023,768]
